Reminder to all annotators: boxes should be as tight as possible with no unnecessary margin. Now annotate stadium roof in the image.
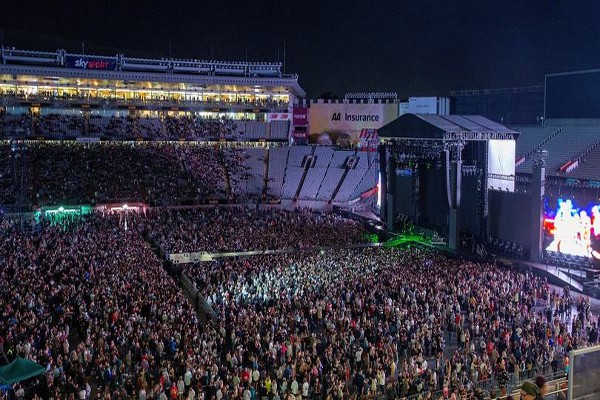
[378,114,519,140]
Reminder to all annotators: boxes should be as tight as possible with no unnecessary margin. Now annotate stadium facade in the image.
[0,47,305,140]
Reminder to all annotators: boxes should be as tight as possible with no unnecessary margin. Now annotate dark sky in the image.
[2,0,600,99]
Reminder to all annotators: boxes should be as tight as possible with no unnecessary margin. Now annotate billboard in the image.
[487,139,515,191]
[292,107,308,126]
[65,55,117,70]
[309,102,397,144]
[407,97,449,115]
[544,198,600,259]
[546,70,600,119]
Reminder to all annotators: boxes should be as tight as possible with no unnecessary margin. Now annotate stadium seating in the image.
[516,125,600,175]
[269,120,289,140]
[298,166,327,200]
[229,147,266,198]
[567,143,600,180]
[514,126,559,162]
[266,147,288,198]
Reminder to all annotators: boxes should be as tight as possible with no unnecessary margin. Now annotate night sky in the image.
[2,0,600,99]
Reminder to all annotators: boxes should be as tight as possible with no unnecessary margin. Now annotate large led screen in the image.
[544,198,600,259]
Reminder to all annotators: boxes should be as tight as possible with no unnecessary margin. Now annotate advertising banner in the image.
[65,55,117,70]
[408,97,439,114]
[308,102,397,143]
[292,107,309,126]
[293,127,308,139]
[267,113,290,122]
[357,129,379,152]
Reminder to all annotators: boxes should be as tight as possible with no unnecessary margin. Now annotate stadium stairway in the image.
[262,148,269,200]
[565,140,600,179]
[141,230,217,324]
[217,149,234,201]
[293,149,317,200]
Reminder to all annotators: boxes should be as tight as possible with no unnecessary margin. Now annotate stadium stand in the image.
[266,147,288,198]
[514,126,560,164]
[516,125,600,174]
[334,167,368,202]
[230,147,267,199]
[298,166,327,200]
[316,168,345,201]
[566,142,600,180]
[269,120,290,140]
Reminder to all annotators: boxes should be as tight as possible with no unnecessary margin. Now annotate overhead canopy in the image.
[378,114,519,140]
[0,357,45,385]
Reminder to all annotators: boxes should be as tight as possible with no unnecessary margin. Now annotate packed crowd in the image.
[35,114,86,137]
[0,111,271,141]
[183,248,598,400]
[0,142,255,206]
[0,214,199,399]
[1,209,598,399]
[0,90,289,110]
[147,207,369,253]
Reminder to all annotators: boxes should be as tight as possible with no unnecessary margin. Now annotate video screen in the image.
[544,199,600,259]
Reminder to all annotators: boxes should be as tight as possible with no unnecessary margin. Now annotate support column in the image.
[445,141,464,251]
[530,151,547,262]
[386,152,397,231]
[379,145,388,224]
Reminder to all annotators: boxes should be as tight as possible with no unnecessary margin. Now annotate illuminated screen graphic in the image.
[544,199,600,259]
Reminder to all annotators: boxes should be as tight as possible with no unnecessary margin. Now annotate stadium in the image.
[0,42,599,400]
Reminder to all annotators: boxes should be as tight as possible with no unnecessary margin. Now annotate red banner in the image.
[293,127,308,139]
[293,107,308,126]
[267,113,290,122]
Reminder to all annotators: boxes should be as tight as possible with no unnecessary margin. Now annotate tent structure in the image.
[378,113,519,140]
[0,357,45,385]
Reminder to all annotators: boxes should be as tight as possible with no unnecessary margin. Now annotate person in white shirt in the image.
[187,387,196,400]
[301,380,309,398]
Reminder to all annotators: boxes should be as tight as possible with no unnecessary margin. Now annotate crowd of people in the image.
[0,90,289,111]
[184,248,597,400]
[0,213,200,399]
[0,110,278,141]
[0,142,259,206]
[147,207,369,253]
[0,208,597,399]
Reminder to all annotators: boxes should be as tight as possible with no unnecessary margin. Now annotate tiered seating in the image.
[313,146,335,167]
[568,144,600,180]
[269,120,289,139]
[353,153,369,170]
[88,115,111,135]
[281,166,304,198]
[229,148,266,198]
[334,168,367,202]
[137,117,164,138]
[316,168,344,201]
[514,126,558,160]
[349,157,378,200]
[287,144,312,166]
[266,147,288,198]
[329,149,352,168]
[545,126,600,173]
[36,114,85,136]
[517,126,600,174]
[298,167,327,199]
[240,120,267,139]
